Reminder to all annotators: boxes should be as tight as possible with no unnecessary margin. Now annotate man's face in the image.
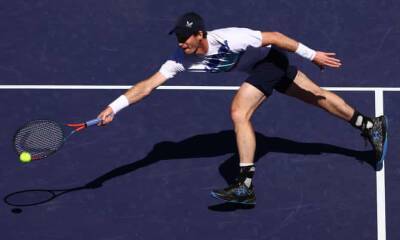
[178,32,203,55]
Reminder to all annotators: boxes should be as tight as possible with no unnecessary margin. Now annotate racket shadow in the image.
[4,130,374,208]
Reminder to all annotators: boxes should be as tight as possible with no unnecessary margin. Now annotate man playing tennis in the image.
[97,12,388,205]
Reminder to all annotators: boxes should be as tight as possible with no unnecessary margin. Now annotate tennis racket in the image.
[13,118,101,160]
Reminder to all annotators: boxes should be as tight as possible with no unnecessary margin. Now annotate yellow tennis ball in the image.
[19,152,32,163]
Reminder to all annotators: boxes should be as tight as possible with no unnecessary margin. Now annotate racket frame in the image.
[13,118,101,160]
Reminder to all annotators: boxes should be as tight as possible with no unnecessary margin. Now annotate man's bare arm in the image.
[261,31,298,52]
[261,31,342,69]
[123,71,168,104]
[97,71,168,125]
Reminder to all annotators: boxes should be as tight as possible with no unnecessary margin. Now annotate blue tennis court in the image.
[1,1,399,240]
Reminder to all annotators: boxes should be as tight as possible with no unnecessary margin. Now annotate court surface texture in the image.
[1,1,399,240]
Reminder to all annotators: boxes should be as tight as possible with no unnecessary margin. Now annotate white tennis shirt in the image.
[159,27,272,79]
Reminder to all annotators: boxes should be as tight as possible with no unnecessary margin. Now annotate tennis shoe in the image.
[361,116,388,171]
[211,181,256,205]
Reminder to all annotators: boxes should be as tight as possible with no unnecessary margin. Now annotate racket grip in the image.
[86,118,102,127]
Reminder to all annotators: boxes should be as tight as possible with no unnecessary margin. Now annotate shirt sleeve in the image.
[214,27,263,52]
[158,48,185,79]
[159,60,185,79]
[236,28,263,48]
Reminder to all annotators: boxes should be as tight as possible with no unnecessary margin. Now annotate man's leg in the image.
[211,82,266,205]
[231,82,266,165]
[284,71,388,169]
[284,71,355,121]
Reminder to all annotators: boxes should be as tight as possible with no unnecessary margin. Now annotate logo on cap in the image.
[186,21,193,28]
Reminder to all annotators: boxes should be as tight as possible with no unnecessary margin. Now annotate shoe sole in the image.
[210,191,256,205]
[376,116,388,171]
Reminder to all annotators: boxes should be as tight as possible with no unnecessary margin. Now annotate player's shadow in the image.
[4,130,375,211]
[85,130,375,188]
[82,130,374,211]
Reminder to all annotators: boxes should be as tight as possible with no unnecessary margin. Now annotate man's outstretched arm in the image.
[97,71,168,125]
[260,31,342,69]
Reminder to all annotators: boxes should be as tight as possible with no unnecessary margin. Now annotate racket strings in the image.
[14,120,64,159]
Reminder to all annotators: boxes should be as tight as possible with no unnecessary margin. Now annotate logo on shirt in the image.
[203,40,242,72]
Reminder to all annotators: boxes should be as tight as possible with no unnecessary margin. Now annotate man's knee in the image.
[307,88,327,106]
[231,106,250,124]
[314,88,327,100]
[301,85,327,105]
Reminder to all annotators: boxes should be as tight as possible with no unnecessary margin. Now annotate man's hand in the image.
[313,52,342,70]
[97,106,115,126]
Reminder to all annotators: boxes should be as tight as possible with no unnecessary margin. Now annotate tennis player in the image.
[97,12,388,205]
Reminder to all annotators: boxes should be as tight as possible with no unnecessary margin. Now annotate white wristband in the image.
[108,95,129,114]
[295,43,316,61]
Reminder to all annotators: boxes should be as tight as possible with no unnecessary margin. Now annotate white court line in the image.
[375,90,386,240]
[0,84,392,239]
[0,85,400,91]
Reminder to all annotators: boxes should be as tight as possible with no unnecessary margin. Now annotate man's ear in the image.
[196,31,204,38]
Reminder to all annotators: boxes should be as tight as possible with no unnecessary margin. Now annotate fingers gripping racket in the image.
[13,118,101,160]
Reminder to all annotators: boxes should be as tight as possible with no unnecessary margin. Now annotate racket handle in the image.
[85,118,101,127]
